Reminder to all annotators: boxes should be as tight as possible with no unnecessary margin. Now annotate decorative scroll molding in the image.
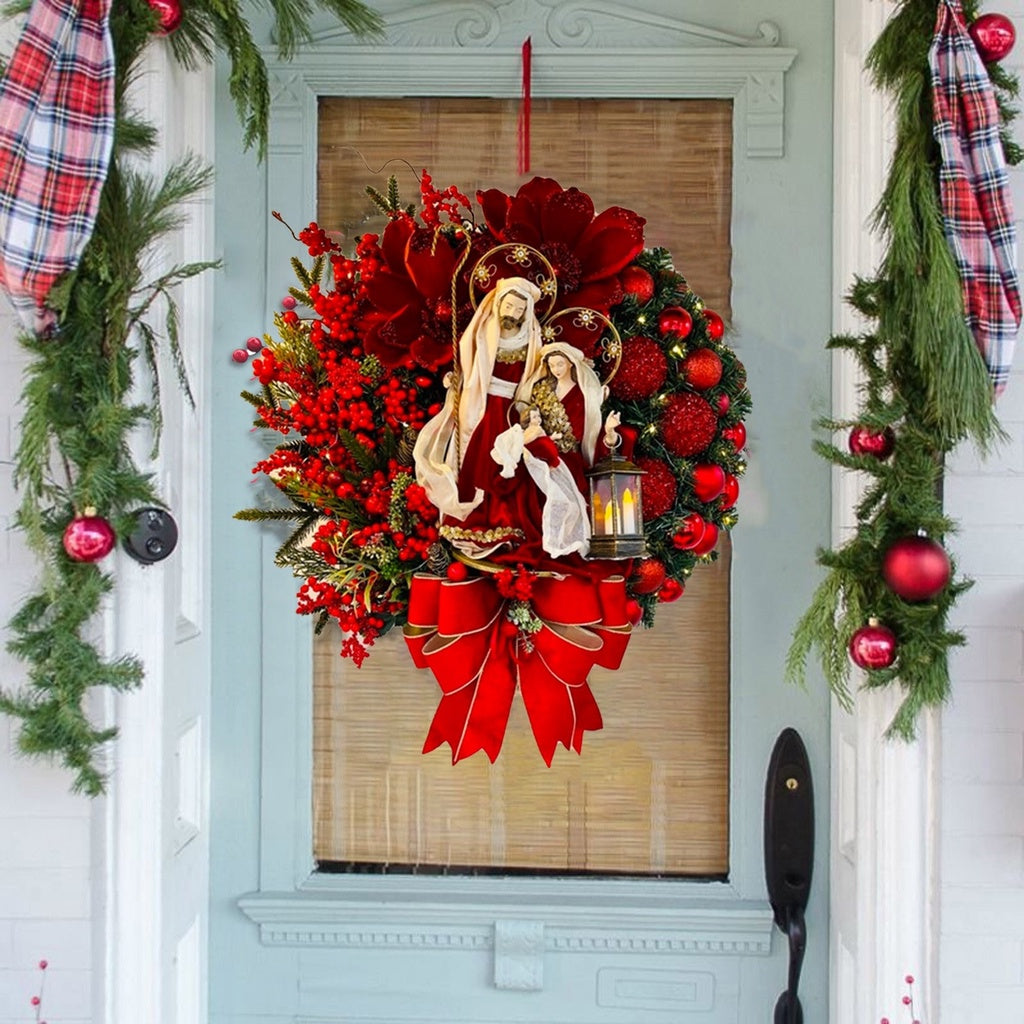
[237,889,774,955]
[283,0,796,157]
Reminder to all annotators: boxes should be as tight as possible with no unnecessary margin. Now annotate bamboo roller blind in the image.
[313,97,733,876]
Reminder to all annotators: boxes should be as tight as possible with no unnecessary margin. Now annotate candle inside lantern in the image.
[604,501,615,535]
[592,493,604,535]
[621,488,636,534]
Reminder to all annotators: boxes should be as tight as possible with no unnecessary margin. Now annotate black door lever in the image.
[763,728,814,1024]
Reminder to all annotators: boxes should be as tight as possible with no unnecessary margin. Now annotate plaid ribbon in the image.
[930,0,1021,396]
[0,0,115,332]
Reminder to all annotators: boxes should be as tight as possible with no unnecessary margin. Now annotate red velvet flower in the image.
[477,177,645,355]
[358,215,470,370]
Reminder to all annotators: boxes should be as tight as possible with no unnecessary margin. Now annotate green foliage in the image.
[788,0,1015,736]
[0,0,382,791]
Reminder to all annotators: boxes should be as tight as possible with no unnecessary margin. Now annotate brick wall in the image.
[0,299,94,1023]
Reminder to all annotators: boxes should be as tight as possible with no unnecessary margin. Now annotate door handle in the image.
[763,727,814,1024]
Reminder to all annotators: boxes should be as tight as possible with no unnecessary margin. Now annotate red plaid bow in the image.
[930,0,1021,395]
[0,0,115,332]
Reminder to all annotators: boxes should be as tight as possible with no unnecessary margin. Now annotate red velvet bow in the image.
[404,573,632,765]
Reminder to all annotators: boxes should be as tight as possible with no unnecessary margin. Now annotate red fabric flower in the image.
[477,177,645,354]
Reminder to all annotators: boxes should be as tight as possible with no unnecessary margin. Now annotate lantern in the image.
[586,454,648,559]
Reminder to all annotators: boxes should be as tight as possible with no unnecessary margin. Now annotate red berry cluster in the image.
[419,170,472,227]
[297,221,340,257]
[495,565,537,601]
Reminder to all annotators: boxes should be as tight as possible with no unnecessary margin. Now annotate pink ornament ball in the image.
[231,348,249,363]
[281,295,297,310]
[63,513,116,563]
[970,13,1016,63]
[146,0,182,34]
[849,621,898,670]
[246,336,263,352]
[882,535,951,602]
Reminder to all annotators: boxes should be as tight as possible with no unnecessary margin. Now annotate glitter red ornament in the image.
[634,456,677,520]
[657,578,685,602]
[848,424,895,459]
[969,12,1016,62]
[631,557,667,595]
[882,535,951,602]
[620,265,655,303]
[681,347,723,390]
[609,336,668,400]
[702,309,725,341]
[146,0,182,34]
[660,392,718,457]
[63,510,116,562]
[691,463,726,502]
[849,619,898,670]
[657,306,693,340]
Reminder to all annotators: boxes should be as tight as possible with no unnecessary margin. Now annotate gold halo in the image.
[540,307,622,385]
[468,244,558,317]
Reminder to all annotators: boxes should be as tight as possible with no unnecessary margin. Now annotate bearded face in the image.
[497,290,528,331]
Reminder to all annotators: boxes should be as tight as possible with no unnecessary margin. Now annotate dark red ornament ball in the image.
[231,348,249,363]
[702,309,725,341]
[970,13,1016,63]
[882,535,951,602]
[146,0,182,34]
[849,621,898,670]
[634,456,677,520]
[631,557,668,595]
[246,336,263,353]
[658,578,685,603]
[63,512,116,562]
[660,392,718,457]
[610,336,668,400]
[681,347,724,390]
[657,306,693,340]
[620,265,655,304]
[849,424,895,460]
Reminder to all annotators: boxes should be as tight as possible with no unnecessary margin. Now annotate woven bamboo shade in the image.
[313,97,733,876]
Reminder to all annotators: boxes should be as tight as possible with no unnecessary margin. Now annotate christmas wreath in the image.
[238,172,752,763]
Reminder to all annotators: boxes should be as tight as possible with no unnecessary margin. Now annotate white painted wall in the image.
[0,300,95,1024]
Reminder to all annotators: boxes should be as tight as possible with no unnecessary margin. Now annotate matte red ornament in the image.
[625,598,644,626]
[146,0,182,34]
[882,535,951,602]
[681,347,723,390]
[446,561,468,582]
[848,424,895,460]
[690,521,719,556]
[660,392,718,457]
[970,13,1016,63]
[657,305,693,339]
[692,463,726,502]
[620,265,655,303]
[849,620,898,670]
[635,456,677,520]
[719,473,740,509]
[702,309,725,341]
[610,335,668,400]
[672,512,706,550]
[63,512,115,562]
[657,578,685,603]
[721,421,747,452]
[631,557,667,595]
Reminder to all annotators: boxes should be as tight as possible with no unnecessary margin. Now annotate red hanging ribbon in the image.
[404,572,632,765]
[517,36,532,175]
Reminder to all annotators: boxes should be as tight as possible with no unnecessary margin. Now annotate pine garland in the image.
[0,0,382,794]
[787,0,1020,737]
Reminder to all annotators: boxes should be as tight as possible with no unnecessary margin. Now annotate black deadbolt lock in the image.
[123,507,178,565]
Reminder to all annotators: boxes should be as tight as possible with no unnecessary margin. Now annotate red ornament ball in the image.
[719,473,740,509]
[882,535,951,602]
[714,393,730,416]
[246,336,263,353]
[849,424,895,460]
[721,421,747,452]
[692,463,726,502]
[620,265,655,303]
[672,512,706,550]
[146,0,182,33]
[681,347,724,390]
[849,620,898,670]
[625,598,644,626]
[658,578,685,603]
[446,561,468,582]
[691,521,719,556]
[281,295,297,310]
[610,336,668,400]
[660,392,718,457]
[657,306,693,340]
[231,348,249,363]
[63,511,116,562]
[970,13,1016,62]
[702,309,725,341]
[631,557,667,595]
[635,456,677,520]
